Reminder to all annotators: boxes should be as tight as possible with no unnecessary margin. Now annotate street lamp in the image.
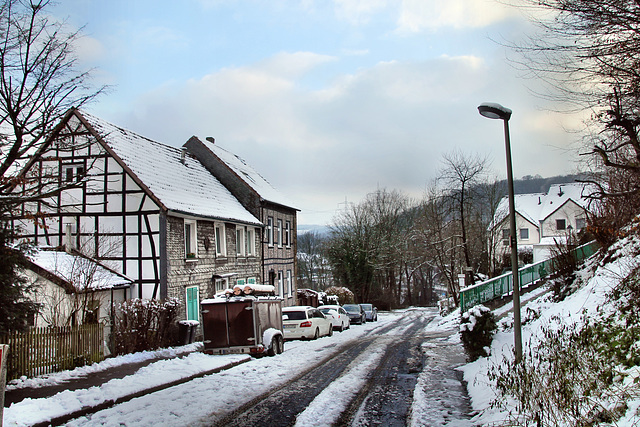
[478,102,523,363]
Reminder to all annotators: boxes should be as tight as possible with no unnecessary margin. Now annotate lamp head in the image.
[478,102,512,121]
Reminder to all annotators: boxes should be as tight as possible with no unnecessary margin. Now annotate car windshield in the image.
[283,310,306,321]
[343,305,359,313]
[361,304,372,310]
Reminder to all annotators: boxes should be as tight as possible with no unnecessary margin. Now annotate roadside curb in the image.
[32,357,250,427]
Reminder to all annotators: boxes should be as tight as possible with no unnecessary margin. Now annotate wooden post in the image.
[0,344,9,427]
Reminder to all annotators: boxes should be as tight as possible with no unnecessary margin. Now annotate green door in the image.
[186,286,199,321]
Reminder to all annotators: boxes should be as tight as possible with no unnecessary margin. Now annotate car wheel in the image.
[276,335,284,354]
[339,323,344,332]
[313,328,319,340]
[328,326,333,337]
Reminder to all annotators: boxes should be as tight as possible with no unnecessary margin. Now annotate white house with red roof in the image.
[489,183,593,266]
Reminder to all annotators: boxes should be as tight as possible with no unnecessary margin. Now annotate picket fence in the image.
[0,324,105,381]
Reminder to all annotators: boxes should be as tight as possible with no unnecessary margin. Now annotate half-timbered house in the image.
[13,108,264,322]
[185,136,299,306]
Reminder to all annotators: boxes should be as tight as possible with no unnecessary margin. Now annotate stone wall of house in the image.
[261,204,297,307]
[165,215,261,320]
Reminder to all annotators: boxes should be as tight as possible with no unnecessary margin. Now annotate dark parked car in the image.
[343,304,366,325]
[360,303,378,322]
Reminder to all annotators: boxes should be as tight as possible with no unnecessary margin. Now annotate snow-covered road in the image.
[4,307,474,426]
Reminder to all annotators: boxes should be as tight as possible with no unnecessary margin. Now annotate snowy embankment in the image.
[4,313,406,427]
[459,235,640,425]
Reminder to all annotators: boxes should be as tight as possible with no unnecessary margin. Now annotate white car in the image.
[282,306,334,340]
[318,305,351,332]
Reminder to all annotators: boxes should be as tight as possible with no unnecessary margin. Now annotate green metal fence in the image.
[459,241,599,313]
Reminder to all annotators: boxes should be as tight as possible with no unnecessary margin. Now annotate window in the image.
[215,278,226,292]
[278,271,284,296]
[576,218,586,230]
[185,219,197,259]
[277,219,283,248]
[285,221,291,247]
[237,278,245,287]
[236,227,244,256]
[286,270,292,297]
[247,277,256,285]
[186,286,199,321]
[215,223,226,256]
[556,219,566,231]
[502,229,510,239]
[62,163,85,182]
[245,228,252,255]
[519,228,529,240]
[83,300,99,324]
[267,217,274,247]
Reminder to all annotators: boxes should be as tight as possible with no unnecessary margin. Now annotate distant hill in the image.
[511,173,587,195]
[297,224,330,237]
[297,174,587,232]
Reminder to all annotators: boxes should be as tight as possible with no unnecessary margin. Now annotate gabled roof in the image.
[195,138,298,210]
[490,182,593,230]
[75,111,262,226]
[28,249,132,292]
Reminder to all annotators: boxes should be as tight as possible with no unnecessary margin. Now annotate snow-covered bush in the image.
[112,298,180,355]
[460,305,497,361]
[324,286,354,305]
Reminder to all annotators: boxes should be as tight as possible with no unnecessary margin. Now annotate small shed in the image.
[296,288,319,307]
[25,249,132,327]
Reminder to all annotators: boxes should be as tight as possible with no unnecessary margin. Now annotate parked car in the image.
[343,304,367,325]
[318,305,351,332]
[360,303,378,322]
[282,306,334,340]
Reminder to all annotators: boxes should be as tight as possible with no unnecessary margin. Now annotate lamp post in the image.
[478,102,522,363]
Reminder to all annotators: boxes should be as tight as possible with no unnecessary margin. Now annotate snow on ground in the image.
[293,339,390,427]
[10,243,638,427]
[4,312,412,427]
[459,236,640,425]
[6,343,204,391]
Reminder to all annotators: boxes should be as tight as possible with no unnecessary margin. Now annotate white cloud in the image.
[102,48,578,225]
[73,34,106,64]
[397,0,518,32]
[333,0,390,25]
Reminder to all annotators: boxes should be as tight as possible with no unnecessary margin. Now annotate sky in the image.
[51,0,585,225]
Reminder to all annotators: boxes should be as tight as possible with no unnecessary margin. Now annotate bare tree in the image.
[412,184,462,305]
[297,231,332,290]
[438,150,490,283]
[0,0,104,333]
[326,188,411,306]
[512,0,640,237]
[31,229,122,326]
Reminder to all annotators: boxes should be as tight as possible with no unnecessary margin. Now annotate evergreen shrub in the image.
[460,304,497,361]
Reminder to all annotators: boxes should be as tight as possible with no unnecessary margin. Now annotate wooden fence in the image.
[0,324,105,381]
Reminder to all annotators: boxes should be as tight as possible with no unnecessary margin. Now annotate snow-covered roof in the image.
[29,249,132,291]
[490,183,594,230]
[197,138,298,210]
[78,111,262,226]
